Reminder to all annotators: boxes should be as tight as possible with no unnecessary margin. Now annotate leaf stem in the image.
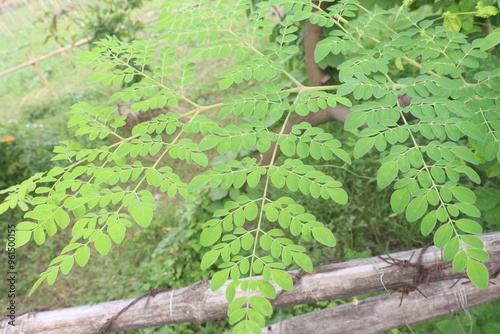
[244,94,299,320]
[225,28,305,88]
[107,46,201,109]
[314,165,373,180]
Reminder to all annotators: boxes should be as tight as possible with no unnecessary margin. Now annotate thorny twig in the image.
[379,251,419,269]
[393,278,427,307]
[379,243,450,307]
[98,288,171,334]
[420,261,451,285]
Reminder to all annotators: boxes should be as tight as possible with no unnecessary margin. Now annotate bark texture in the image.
[263,278,500,334]
[1,232,499,334]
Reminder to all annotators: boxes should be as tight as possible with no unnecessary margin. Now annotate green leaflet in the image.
[314,40,331,63]
[188,175,211,192]
[344,111,366,131]
[200,224,222,247]
[75,246,91,267]
[60,257,75,275]
[292,252,313,271]
[467,259,489,289]
[391,187,410,213]
[210,268,230,291]
[108,223,126,244]
[353,137,375,158]
[271,269,293,291]
[461,235,484,249]
[467,249,490,262]
[456,121,484,142]
[377,161,399,189]
[451,146,479,164]
[455,219,483,234]
[201,250,221,270]
[311,227,336,247]
[434,224,453,248]
[453,251,468,272]
[450,186,477,204]
[94,234,111,256]
[131,206,153,228]
[14,230,32,248]
[480,28,500,50]
[420,211,437,236]
[406,196,428,223]
[443,236,460,260]
[249,295,273,316]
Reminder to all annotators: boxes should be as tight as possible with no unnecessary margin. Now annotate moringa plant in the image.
[1,0,499,333]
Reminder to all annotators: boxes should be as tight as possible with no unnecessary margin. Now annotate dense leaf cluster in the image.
[1,0,499,333]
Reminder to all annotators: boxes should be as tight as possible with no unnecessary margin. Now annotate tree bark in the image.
[1,232,499,334]
[304,4,330,87]
[263,278,500,334]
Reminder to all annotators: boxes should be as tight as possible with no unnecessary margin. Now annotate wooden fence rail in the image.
[1,231,499,334]
[0,38,90,78]
[263,278,500,334]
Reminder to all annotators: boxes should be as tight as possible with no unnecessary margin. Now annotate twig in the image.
[98,288,171,334]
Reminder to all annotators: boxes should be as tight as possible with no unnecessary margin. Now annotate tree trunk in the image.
[1,232,499,334]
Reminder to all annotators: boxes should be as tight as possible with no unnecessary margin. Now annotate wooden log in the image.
[263,278,500,334]
[0,232,499,334]
[25,51,56,96]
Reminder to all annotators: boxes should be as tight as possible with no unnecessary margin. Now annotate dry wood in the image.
[1,232,499,334]
[263,277,500,334]
[0,38,91,78]
[24,51,56,96]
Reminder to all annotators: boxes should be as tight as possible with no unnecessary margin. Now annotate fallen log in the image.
[1,232,498,334]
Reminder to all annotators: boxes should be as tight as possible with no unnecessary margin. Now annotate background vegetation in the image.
[1,0,499,333]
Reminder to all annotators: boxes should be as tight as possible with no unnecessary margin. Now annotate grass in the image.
[0,0,163,123]
[0,15,99,123]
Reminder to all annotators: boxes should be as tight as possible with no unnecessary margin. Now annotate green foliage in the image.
[0,92,90,190]
[44,0,148,45]
[393,299,500,334]
[2,0,499,333]
[0,122,59,190]
[131,191,233,333]
[335,3,499,289]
